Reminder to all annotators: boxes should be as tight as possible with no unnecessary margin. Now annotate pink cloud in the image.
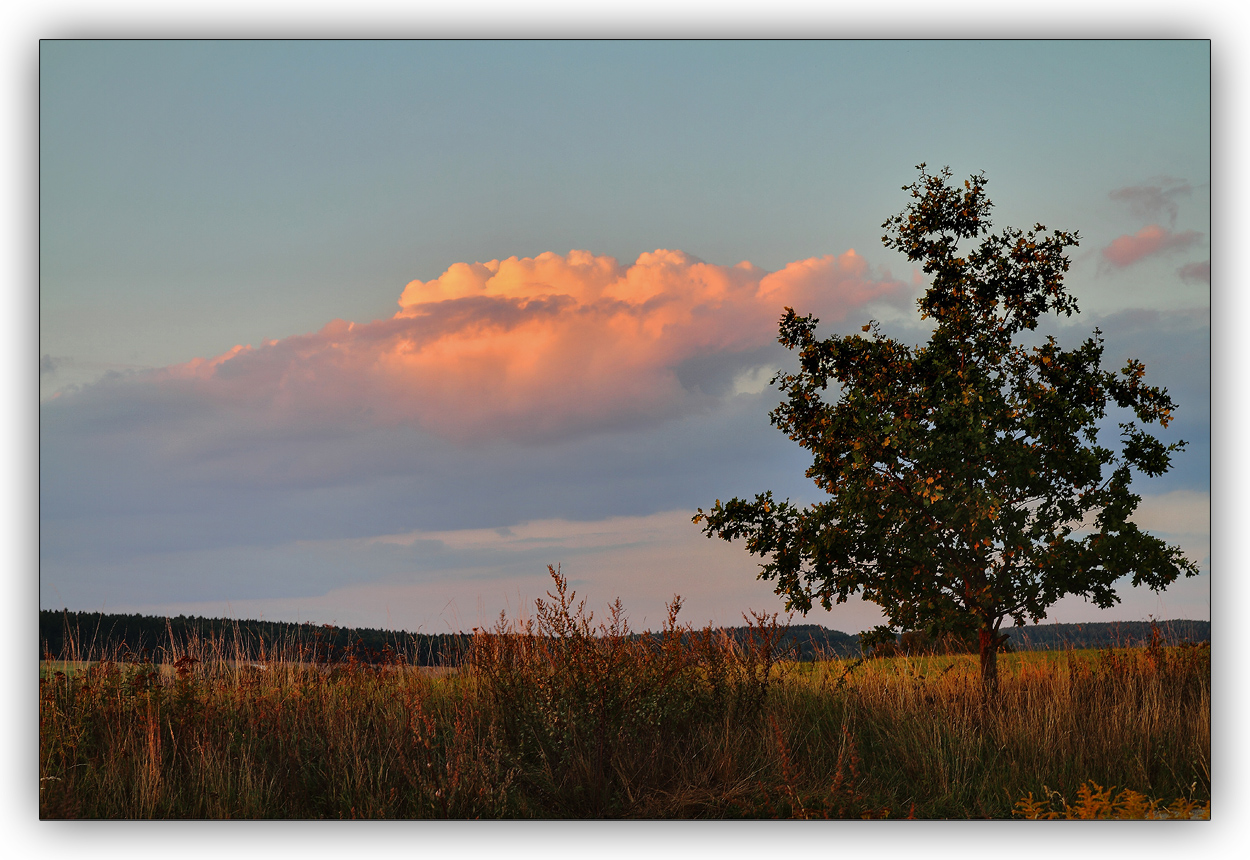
[160,249,905,443]
[1178,261,1210,284]
[1101,224,1202,269]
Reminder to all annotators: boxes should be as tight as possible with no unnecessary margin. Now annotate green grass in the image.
[40,569,1209,819]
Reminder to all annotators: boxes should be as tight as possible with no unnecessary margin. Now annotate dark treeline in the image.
[40,610,470,667]
[747,624,861,660]
[39,610,1209,665]
[1001,619,1210,652]
[38,610,863,665]
[869,620,1212,658]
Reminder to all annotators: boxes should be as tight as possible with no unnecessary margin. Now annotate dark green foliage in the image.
[696,165,1198,691]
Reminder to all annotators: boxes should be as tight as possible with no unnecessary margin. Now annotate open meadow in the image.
[39,575,1209,820]
[38,40,1215,828]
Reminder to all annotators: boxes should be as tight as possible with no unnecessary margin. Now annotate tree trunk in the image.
[978,626,999,697]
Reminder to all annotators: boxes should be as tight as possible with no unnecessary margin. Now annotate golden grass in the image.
[40,568,1209,819]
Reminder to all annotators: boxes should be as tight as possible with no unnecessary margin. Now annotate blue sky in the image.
[39,39,1211,634]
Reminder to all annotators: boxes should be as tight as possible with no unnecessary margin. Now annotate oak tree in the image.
[695,165,1198,693]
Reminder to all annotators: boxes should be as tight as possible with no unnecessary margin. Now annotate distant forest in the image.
[39,609,1210,666]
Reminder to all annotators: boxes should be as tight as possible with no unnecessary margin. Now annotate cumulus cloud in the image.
[148,249,904,443]
[1109,179,1191,226]
[1100,225,1202,269]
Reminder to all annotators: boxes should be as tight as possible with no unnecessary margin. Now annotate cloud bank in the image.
[138,249,904,443]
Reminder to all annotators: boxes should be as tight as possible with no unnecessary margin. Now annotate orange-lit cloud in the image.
[160,249,904,443]
[1101,224,1201,269]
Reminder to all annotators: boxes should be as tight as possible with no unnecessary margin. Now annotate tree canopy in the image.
[695,165,1198,690]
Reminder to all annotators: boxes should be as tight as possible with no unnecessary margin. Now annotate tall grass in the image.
[40,568,1209,819]
[768,638,1210,818]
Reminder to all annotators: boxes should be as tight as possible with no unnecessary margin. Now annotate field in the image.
[39,575,1210,819]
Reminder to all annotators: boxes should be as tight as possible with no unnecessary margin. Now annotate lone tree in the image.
[695,165,1197,693]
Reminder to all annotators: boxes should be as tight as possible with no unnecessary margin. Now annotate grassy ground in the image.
[39,571,1210,819]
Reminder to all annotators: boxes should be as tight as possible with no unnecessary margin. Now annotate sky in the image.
[38,39,1212,636]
